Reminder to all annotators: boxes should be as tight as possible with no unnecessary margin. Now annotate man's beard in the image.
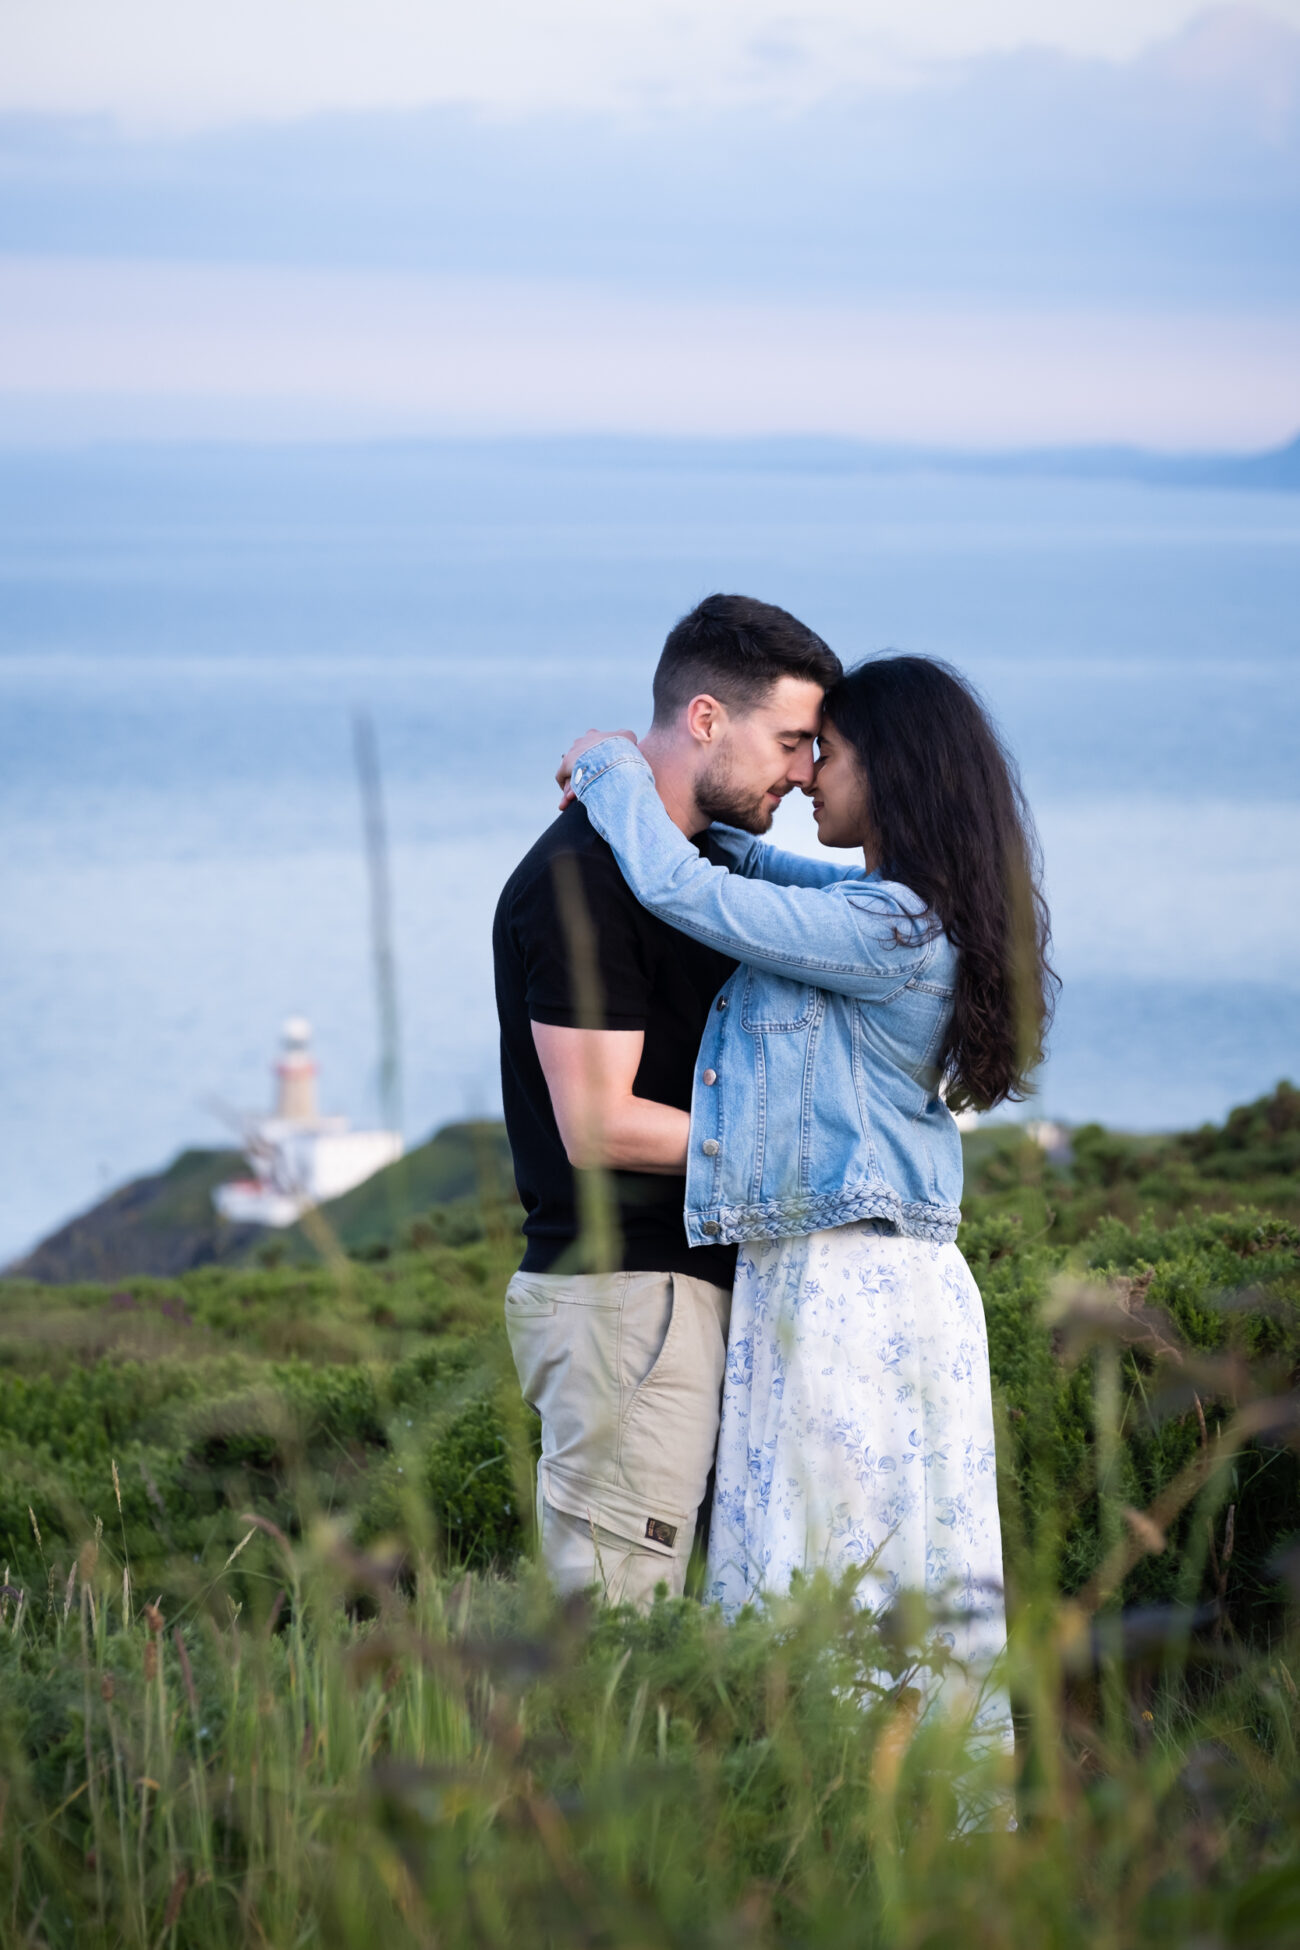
[696,751,786,835]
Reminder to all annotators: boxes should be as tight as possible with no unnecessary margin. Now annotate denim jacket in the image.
[570,737,963,1248]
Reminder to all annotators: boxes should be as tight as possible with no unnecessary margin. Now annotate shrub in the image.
[425,1396,529,1568]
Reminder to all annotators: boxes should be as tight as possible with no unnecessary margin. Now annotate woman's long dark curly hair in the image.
[825,655,1056,1113]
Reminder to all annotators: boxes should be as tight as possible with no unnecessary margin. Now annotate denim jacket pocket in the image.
[740,970,816,1032]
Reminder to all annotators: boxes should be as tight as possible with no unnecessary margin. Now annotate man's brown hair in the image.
[651,593,841,725]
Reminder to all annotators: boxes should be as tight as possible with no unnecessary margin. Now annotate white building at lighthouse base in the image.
[213,1019,404,1229]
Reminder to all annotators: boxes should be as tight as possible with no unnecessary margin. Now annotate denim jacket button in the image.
[701,1139,720,1157]
[702,1069,717,1085]
[716,996,728,1011]
[701,1220,721,1236]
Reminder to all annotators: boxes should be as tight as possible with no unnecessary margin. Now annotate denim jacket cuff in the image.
[570,737,649,794]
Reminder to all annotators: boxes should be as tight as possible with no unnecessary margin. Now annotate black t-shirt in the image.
[493,801,738,1284]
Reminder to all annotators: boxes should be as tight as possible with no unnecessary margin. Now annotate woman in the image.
[562,656,1053,1722]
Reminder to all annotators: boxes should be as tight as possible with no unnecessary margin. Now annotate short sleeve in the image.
[516,843,653,1032]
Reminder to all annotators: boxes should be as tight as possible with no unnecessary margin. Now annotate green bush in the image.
[0,1241,522,1595]
[425,1395,530,1567]
[965,1084,1300,1240]
[955,1202,1300,1622]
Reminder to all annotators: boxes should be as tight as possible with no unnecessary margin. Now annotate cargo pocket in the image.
[538,1460,687,1562]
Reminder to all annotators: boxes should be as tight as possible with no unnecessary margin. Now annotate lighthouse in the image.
[274,1016,318,1122]
[213,1019,404,1228]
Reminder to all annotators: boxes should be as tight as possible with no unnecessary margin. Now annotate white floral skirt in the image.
[706,1221,1014,1769]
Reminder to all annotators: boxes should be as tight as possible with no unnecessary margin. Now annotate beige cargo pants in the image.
[504,1268,732,1608]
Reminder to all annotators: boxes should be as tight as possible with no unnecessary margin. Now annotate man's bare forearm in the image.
[530,1021,691,1175]
[570,1096,690,1174]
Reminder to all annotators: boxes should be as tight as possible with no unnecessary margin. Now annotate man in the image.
[492,593,841,1605]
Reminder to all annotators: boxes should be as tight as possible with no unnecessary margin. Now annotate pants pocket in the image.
[504,1273,560,1317]
[628,1271,695,1403]
[504,1274,560,1412]
[619,1276,729,1522]
[539,1460,686,1559]
[505,1272,623,1459]
[619,1272,675,1392]
[537,1498,687,1608]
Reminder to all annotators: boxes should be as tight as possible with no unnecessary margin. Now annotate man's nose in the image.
[785,745,817,787]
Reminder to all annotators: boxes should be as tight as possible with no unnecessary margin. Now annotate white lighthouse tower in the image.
[274,1015,319,1122]
[213,1018,404,1228]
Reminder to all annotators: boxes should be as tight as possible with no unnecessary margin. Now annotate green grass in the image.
[3,1551,1297,1949]
[0,1086,1295,1945]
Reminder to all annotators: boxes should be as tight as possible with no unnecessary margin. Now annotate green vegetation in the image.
[11,1120,517,1283]
[278,1118,517,1262]
[964,1077,1300,1238]
[0,1086,1296,1945]
[5,1149,255,1284]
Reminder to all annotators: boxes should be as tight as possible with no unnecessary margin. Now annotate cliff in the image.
[7,1120,517,1284]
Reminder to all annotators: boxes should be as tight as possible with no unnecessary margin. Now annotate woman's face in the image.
[805,717,875,857]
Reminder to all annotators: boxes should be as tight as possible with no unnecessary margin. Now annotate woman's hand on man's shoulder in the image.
[556,729,639,807]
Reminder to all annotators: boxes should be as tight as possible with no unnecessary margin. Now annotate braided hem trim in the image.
[689,1186,961,1249]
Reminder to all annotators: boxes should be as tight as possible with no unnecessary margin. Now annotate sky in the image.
[8,0,1300,122]
[2,1,1299,447]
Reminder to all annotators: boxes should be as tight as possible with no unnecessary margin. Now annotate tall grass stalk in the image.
[0,1452,1294,1946]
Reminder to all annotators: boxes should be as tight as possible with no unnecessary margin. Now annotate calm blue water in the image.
[2,440,1297,1263]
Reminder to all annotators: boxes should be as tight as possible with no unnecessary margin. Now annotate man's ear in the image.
[684,694,727,745]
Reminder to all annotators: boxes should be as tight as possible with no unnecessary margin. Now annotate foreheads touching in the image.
[648,594,841,834]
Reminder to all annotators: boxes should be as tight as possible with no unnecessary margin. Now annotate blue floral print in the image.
[705,1220,1014,1788]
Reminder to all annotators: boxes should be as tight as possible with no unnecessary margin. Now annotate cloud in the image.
[1,257,1296,446]
[2,10,1298,311]
[5,2,1300,126]
[2,8,1297,445]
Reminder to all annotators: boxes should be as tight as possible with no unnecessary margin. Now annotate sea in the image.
[2,438,1297,1265]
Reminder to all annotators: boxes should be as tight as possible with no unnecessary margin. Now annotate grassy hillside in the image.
[9,1120,518,1284]
[277,1117,516,1260]
[965,1078,1300,1238]
[6,1148,259,1283]
[0,1086,1294,1944]
[19,1080,1298,1288]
